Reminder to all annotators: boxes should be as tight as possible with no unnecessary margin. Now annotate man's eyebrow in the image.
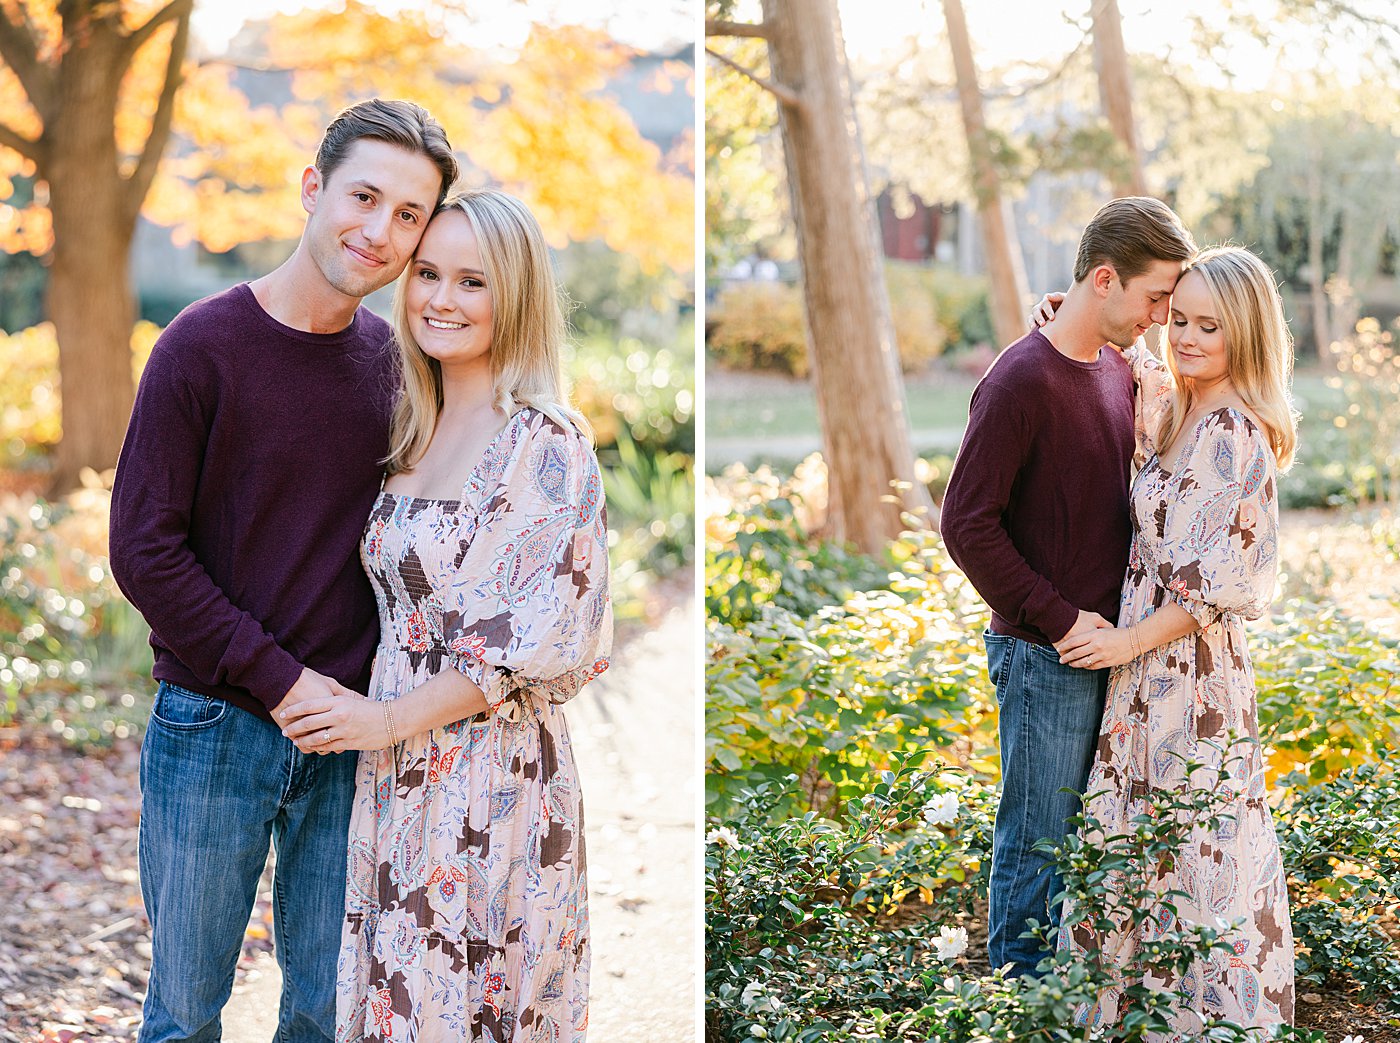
[346,180,428,213]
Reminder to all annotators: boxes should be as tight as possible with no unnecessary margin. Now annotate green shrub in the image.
[1253,600,1400,785]
[705,495,1396,1038]
[0,486,152,747]
[707,265,993,377]
[1277,755,1400,1009]
[706,527,994,815]
[705,751,1328,1042]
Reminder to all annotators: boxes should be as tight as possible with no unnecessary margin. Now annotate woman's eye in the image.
[1202,327,1217,334]
[418,269,437,281]
[1172,320,1187,327]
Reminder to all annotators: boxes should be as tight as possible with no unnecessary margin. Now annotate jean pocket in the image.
[983,631,1014,691]
[1025,641,1064,667]
[150,683,229,731]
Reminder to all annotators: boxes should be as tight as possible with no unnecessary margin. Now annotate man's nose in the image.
[362,208,392,245]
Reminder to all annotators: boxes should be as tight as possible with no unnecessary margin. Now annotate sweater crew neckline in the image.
[233,282,374,348]
[1031,328,1117,371]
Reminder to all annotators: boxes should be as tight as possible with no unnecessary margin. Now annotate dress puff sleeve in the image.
[442,408,613,723]
[1155,408,1279,629]
[1122,336,1176,468]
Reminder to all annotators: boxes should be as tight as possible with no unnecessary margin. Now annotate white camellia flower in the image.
[706,826,741,850]
[921,791,959,827]
[933,925,969,961]
[741,981,782,1013]
[1339,1035,1365,1043]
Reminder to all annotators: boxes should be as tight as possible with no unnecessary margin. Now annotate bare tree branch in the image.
[196,55,298,74]
[704,46,802,110]
[0,121,45,167]
[0,6,54,114]
[124,0,193,218]
[706,18,769,39]
[123,0,188,60]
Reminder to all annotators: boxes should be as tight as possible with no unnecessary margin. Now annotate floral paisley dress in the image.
[336,408,612,1043]
[1060,349,1295,1038]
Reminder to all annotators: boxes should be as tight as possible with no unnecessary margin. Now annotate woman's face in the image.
[405,209,493,367]
[1167,270,1229,387]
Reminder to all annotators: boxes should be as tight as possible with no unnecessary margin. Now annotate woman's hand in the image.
[278,693,392,754]
[1030,291,1066,328]
[1058,625,1136,670]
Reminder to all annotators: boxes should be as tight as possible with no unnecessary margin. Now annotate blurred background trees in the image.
[1,0,694,489]
[707,0,1400,519]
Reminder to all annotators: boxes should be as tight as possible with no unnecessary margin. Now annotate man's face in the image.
[300,138,444,300]
[1099,258,1184,349]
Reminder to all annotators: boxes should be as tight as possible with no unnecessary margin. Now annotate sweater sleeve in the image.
[940,379,1080,643]
[108,340,304,711]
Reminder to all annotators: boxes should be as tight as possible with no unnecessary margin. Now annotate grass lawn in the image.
[706,375,978,439]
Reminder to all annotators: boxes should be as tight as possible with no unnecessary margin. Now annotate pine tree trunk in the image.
[1090,0,1148,198]
[45,26,139,493]
[761,0,933,553]
[941,0,1030,350]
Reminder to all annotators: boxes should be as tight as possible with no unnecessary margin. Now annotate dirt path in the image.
[219,595,698,1041]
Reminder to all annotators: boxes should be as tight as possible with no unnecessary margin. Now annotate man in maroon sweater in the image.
[941,197,1196,977]
[110,101,456,1042]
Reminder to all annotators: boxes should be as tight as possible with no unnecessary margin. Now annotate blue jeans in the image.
[137,682,356,1042]
[984,632,1107,978]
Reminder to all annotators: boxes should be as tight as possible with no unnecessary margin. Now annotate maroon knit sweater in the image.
[941,330,1135,645]
[109,284,397,721]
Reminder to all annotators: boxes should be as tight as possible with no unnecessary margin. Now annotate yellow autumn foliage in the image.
[0,1,693,274]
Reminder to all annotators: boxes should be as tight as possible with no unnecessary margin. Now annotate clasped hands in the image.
[1053,610,1137,671]
[276,667,392,755]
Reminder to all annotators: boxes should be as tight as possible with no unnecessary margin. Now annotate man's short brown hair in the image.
[1072,196,1196,284]
[316,98,458,208]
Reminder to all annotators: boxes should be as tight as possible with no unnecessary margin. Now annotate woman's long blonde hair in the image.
[384,189,591,474]
[1157,246,1298,470]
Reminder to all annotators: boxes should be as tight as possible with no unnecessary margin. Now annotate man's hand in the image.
[274,667,359,723]
[1052,610,1112,655]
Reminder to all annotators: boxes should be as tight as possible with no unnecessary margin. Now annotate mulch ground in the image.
[0,728,280,1043]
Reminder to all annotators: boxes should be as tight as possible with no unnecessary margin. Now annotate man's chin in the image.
[329,269,398,301]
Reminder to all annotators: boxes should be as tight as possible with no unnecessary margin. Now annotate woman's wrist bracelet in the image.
[383,699,399,746]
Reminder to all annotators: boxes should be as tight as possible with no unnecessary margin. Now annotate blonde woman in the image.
[279,190,612,1042]
[1034,246,1298,1035]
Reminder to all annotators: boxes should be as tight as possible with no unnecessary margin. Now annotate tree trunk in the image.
[1090,0,1148,198]
[760,0,933,553]
[1306,153,1329,361]
[45,26,139,493]
[941,0,1030,349]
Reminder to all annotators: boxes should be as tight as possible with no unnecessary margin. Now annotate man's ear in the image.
[1090,263,1117,299]
[300,164,322,216]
